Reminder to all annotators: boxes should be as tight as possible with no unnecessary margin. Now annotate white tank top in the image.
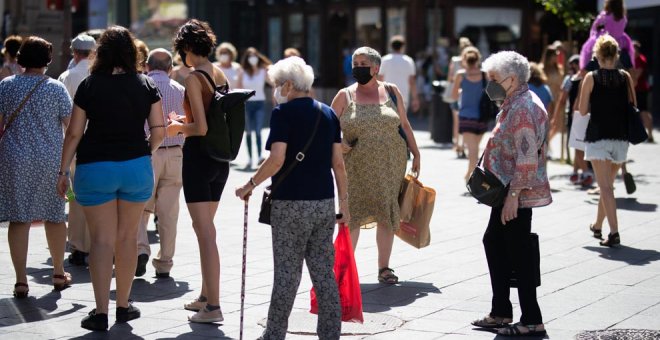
[241,68,266,101]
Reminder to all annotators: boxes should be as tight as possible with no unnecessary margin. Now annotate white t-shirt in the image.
[58,59,91,97]
[216,61,242,88]
[241,68,267,101]
[378,53,416,107]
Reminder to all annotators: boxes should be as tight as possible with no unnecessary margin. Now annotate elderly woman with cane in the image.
[470,51,551,337]
[236,56,349,340]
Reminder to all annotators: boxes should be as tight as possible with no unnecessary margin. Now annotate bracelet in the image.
[249,177,257,187]
[58,171,70,177]
[149,125,166,129]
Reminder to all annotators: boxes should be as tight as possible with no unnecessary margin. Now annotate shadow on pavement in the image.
[615,197,658,212]
[109,278,190,303]
[0,293,85,327]
[583,245,660,265]
[360,281,440,313]
[71,323,144,340]
[153,323,229,339]
[471,326,549,339]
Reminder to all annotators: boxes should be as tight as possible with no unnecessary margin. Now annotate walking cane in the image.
[240,198,249,340]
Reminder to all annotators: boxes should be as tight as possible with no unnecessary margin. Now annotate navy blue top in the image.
[266,97,342,200]
[528,83,553,108]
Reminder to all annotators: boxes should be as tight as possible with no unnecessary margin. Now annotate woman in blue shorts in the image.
[57,26,165,331]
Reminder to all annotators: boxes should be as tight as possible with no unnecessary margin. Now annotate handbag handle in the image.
[4,76,49,130]
[269,100,323,195]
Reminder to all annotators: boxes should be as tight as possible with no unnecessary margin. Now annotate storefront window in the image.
[268,17,282,61]
[454,7,521,55]
[387,7,406,43]
[356,7,381,49]
[307,14,320,75]
[125,0,188,50]
[288,13,303,52]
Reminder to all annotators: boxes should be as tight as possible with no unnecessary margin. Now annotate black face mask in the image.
[352,66,373,85]
[179,51,191,68]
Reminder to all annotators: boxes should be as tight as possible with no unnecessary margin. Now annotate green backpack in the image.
[195,70,255,162]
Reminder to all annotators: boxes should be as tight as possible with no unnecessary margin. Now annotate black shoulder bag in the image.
[466,152,510,207]
[259,101,323,225]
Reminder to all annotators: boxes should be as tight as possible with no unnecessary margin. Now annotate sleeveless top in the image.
[568,77,581,113]
[585,69,629,143]
[459,75,483,120]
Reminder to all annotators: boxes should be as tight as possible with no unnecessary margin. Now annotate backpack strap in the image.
[194,69,229,93]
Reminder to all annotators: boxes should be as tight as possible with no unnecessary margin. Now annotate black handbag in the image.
[624,74,648,145]
[259,101,323,225]
[510,233,541,288]
[466,153,509,207]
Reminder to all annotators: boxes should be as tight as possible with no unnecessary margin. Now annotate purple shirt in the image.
[483,84,552,208]
[146,70,185,147]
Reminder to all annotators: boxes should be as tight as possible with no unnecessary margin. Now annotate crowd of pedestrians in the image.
[0,0,654,336]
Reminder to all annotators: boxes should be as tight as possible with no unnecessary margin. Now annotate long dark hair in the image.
[604,0,626,21]
[90,26,138,75]
[240,47,272,76]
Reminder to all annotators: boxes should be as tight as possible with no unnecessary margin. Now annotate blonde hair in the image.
[528,62,548,86]
[593,34,619,61]
[461,46,481,67]
[216,42,238,61]
[458,37,472,51]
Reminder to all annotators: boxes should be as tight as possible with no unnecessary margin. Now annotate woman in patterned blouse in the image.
[470,51,551,337]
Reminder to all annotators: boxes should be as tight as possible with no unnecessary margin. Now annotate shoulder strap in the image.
[384,83,398,107]
[621,70,634,104]
[5,76,49,129]
[270,101,324,194]
[195,69,216,88]
[344,87,353,106]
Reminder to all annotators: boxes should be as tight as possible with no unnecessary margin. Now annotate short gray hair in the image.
[352,46,381,66]
[267,56,314,92]
[482,51,530,83]
[146,48,173,72]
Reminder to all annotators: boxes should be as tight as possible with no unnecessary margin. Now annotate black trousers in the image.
[483,206,542,325]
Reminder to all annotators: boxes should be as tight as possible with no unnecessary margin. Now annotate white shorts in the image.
[584,140,629,164]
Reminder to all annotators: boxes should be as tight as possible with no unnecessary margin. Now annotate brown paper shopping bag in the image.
[396,174,436,248]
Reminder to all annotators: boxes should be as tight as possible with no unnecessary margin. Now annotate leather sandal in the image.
[13,282,29,299]
[600,232,620,247]
[53,272,72,291]
[497,322,546,337]
[471,315,513,328]
[589,224,603,239]
[378,267,399,284]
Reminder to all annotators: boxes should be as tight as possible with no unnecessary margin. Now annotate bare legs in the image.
[187,201,221,306]
[350,223,395,273]
[452,110,463,155]
[591,160,621,234]
[463,132,484,182]
[9,221,67,288]
[84,199,145,314]
[641,109,654,142]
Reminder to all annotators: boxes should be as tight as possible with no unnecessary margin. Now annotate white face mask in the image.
[274,86,288,104]
[218,53,230,64]
[248,55,259,66]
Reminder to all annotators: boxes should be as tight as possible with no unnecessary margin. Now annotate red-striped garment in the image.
[483,84,552,208]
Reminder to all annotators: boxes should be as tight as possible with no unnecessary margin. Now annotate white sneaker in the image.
[184,299,206,312]
[188,307,224,323]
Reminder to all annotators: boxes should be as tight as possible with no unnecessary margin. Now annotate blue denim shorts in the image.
[74,156,154,207]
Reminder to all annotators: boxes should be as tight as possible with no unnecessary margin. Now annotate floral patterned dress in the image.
[340,87,407,231]
[0,75,72,223]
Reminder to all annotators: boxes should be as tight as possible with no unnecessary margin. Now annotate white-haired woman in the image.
[213,42,242,87]
[331,46,420,284]
[578,34,634,247]
[470,51,551,337]
[236,56,349,340]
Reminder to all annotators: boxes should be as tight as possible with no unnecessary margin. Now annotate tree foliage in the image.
[536,0,594,32]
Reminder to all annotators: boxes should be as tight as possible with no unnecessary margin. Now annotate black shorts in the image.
[182,137,230,203]
[636,91,649,111]
[459,117,488,135]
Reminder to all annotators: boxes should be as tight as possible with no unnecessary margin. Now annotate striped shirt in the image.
[147,70,185,147]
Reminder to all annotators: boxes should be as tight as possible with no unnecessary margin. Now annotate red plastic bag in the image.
[310,223,364,323]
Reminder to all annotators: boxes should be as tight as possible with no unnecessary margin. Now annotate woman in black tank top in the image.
[168,19,228,324]
[578,34,637,247]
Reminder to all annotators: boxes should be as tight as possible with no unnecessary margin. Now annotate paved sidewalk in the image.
[1,124,659,340]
